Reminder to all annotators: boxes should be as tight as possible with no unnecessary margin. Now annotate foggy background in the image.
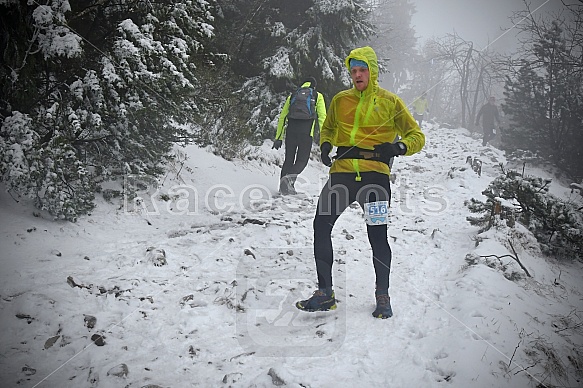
[412,0,573,52]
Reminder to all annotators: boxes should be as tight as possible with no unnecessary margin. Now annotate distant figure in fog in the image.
[412,92,429,127]
[475,96,501,146]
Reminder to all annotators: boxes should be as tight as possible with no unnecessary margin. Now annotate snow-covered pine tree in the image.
[466,167,583,261]
[0,0,218,220]
[502,64,547,157]
[502,10,583,180]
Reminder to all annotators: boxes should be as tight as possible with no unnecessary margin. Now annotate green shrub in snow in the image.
[466,166,583,261]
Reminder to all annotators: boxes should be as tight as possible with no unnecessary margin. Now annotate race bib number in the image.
[364,201,389,225]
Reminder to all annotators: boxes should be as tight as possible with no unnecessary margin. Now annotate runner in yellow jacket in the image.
[412,92,429,127]
[296,46,425,319]
[272,77,327,195]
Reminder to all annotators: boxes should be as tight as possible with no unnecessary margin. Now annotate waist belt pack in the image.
[335,146,389,164]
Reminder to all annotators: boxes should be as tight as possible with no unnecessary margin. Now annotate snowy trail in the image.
[2,126,582,387]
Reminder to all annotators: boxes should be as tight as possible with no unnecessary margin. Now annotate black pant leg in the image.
[313,175,354,289]
[290,134,313,176]
[281,136,299,179]
[355,173,393,293]
[483,127,494,145]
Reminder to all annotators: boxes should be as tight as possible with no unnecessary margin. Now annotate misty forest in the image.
[1,0,582,223]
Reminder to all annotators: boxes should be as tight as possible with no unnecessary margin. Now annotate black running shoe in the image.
[372,294,393,319]
[296,290,337,312]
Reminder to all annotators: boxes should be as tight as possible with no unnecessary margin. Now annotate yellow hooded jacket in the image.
[320,46,425,177]
[413,96,429,115]
[275,82,327,140]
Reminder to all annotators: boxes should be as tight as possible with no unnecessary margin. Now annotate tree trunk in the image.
[459,43,473,128]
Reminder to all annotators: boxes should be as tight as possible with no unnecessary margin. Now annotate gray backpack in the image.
[287,86,317,120]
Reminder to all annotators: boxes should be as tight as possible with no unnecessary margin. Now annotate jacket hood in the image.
[345,46,378,95]
[303,77,317,89]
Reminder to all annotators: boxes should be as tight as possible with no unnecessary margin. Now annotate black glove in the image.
[320,142,332,167]
[373,142,407,160]
[272,139,283,150]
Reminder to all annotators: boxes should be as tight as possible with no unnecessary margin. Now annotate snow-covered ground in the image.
[1,125,582,388]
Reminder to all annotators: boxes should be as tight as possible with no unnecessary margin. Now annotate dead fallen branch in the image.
[508,240,532,277]
[478,254,531,278]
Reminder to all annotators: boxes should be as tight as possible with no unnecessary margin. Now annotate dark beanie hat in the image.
[304,77,317,88]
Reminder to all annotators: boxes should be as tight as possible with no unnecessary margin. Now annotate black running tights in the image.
[313,172,392,293]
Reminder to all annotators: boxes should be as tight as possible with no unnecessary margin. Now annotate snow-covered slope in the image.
[1,125,582,388]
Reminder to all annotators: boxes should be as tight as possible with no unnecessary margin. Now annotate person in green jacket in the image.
[272,77,327,195]
[412,92,429,127]
[295,46,425,319]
